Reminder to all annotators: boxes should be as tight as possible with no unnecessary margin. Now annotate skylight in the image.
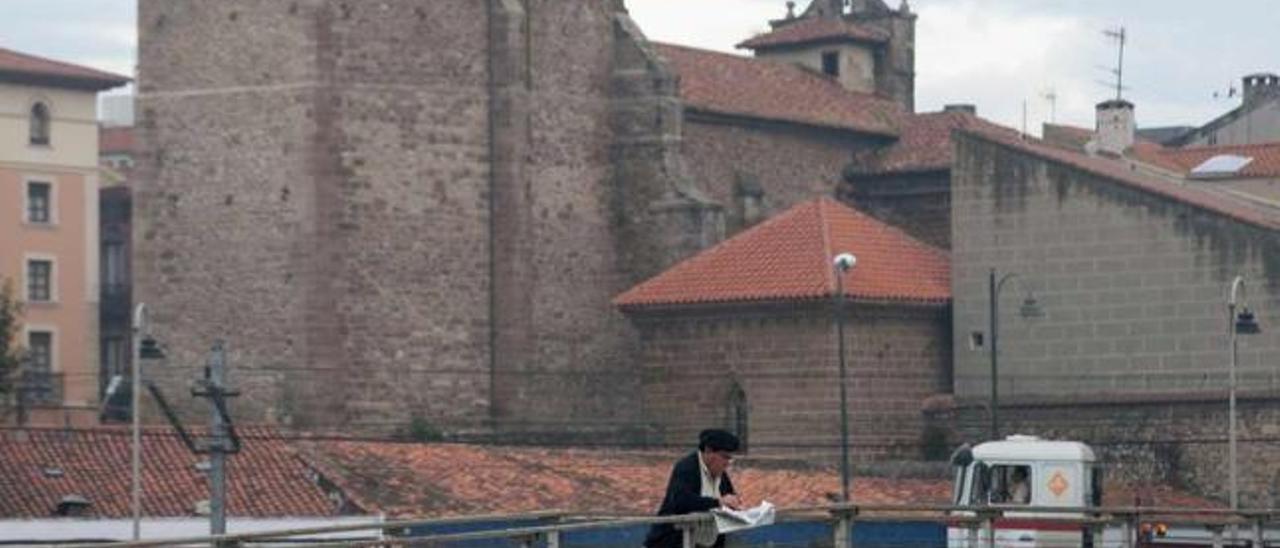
[1190,154,1253,178]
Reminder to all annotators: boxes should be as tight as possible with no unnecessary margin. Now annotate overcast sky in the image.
[3,0,1273,133]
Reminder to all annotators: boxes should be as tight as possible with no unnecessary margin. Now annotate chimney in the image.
[943,104,976,115]
[1094,99,1135,155]
[1243,73,1280,108]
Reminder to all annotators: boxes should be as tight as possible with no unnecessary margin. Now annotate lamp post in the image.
[130,303,147,540]
[833,252,857,503]
[1227,276,1261,512]
[988,269,1043,441]
[130,303,165,540]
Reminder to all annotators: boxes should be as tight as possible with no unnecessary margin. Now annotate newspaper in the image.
[711,501,776,534]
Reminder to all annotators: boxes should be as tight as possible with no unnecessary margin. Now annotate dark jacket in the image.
[644,451,736,548]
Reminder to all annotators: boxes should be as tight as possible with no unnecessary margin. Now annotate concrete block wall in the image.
[952,133,1280,400]
[631,303,950,461]
[950,132,1280,505]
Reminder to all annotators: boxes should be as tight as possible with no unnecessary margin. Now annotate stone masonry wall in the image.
[136,0,643,435]
[946,398,1280,508]
[841,171,952,249]
[682,119,879,235]
[950,131,1280,505]
[137,0,354,426]
[493,0,643,437]
[631,302,950,462]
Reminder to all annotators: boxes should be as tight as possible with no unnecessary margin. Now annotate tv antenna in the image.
[1100,26,1127,100]
[1041,88,1058,123]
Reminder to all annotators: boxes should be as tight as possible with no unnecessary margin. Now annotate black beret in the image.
[698,429,740,452]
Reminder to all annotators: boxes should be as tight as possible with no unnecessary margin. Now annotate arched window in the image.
[29,102,51,145]
[728,382,748,452]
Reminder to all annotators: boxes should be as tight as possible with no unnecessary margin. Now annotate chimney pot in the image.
[1243,72,1280,107]
[1094,99,1135,155]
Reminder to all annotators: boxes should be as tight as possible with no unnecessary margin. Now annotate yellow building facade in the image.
[0,47,127,425]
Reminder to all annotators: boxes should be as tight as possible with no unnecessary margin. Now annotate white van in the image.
[948,435,1103,547]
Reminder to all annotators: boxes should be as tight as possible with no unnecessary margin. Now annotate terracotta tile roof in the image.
[0,427,355,518]
[1131,142,1280,178]
[0,47,129,91]
[294,440,1224,517]
[737,17,889,50]
[297,440,948,517]
[654,43,901,137]
[99,126,136,155]
[614,197,950,308]
[852,111,1020,175]
[958,129,1280,232]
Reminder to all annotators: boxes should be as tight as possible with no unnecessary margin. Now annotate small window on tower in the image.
[822,51,840,77]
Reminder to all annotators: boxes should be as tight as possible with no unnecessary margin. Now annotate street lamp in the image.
[988,268,1043,441]
[130,303,164,540]
[833,252,857,503]
[1228,276,1260,512]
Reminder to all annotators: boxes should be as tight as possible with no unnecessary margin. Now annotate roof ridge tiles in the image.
[614,197,949,308]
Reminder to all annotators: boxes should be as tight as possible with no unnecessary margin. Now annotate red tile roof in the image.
[298,440,947,517]
[0,47,129,91]
[1131,142,1280,179]
[852,111,1020,175]
[614,197,950,308]
[0,427,356,518]
[99,126,136,155]
[297,440,1222,517]
[655,43,901,137]
[737,17,889,50]
[959,129,1280,232]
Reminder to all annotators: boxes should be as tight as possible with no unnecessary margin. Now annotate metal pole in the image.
[1228,276,1244,513]
[1230,303,1238,513]
[836,271,851,503]
[130,303,147,541]
[209,341,228,536]
[989,269,999,440]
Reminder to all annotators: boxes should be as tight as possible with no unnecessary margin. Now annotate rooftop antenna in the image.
[1041,88,1058,123]
[1102,26,1127,100]
[1021,99,1028,139]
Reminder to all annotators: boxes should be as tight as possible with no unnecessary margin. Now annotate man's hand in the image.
[720,494,743,510]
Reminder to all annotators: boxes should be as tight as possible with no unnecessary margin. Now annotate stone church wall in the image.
[682,119,878,234]
[136,0,644,436]
[631,303,950,461]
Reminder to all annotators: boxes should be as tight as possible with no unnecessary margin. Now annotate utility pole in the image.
[193,341,238,538]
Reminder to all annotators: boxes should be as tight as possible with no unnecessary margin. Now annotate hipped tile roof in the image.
[0,47,129,91]
[0,427,352,518]
[737,17,889,50]
[853,111,1020,175]
[614,197,950,308]
[959,129,1280,232]
[655,43,901,137]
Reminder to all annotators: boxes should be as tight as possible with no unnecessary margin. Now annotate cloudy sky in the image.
[4,0,1272,133]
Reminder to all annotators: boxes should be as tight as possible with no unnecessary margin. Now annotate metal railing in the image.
[50,503,1280,548]
[19,370,63,405]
